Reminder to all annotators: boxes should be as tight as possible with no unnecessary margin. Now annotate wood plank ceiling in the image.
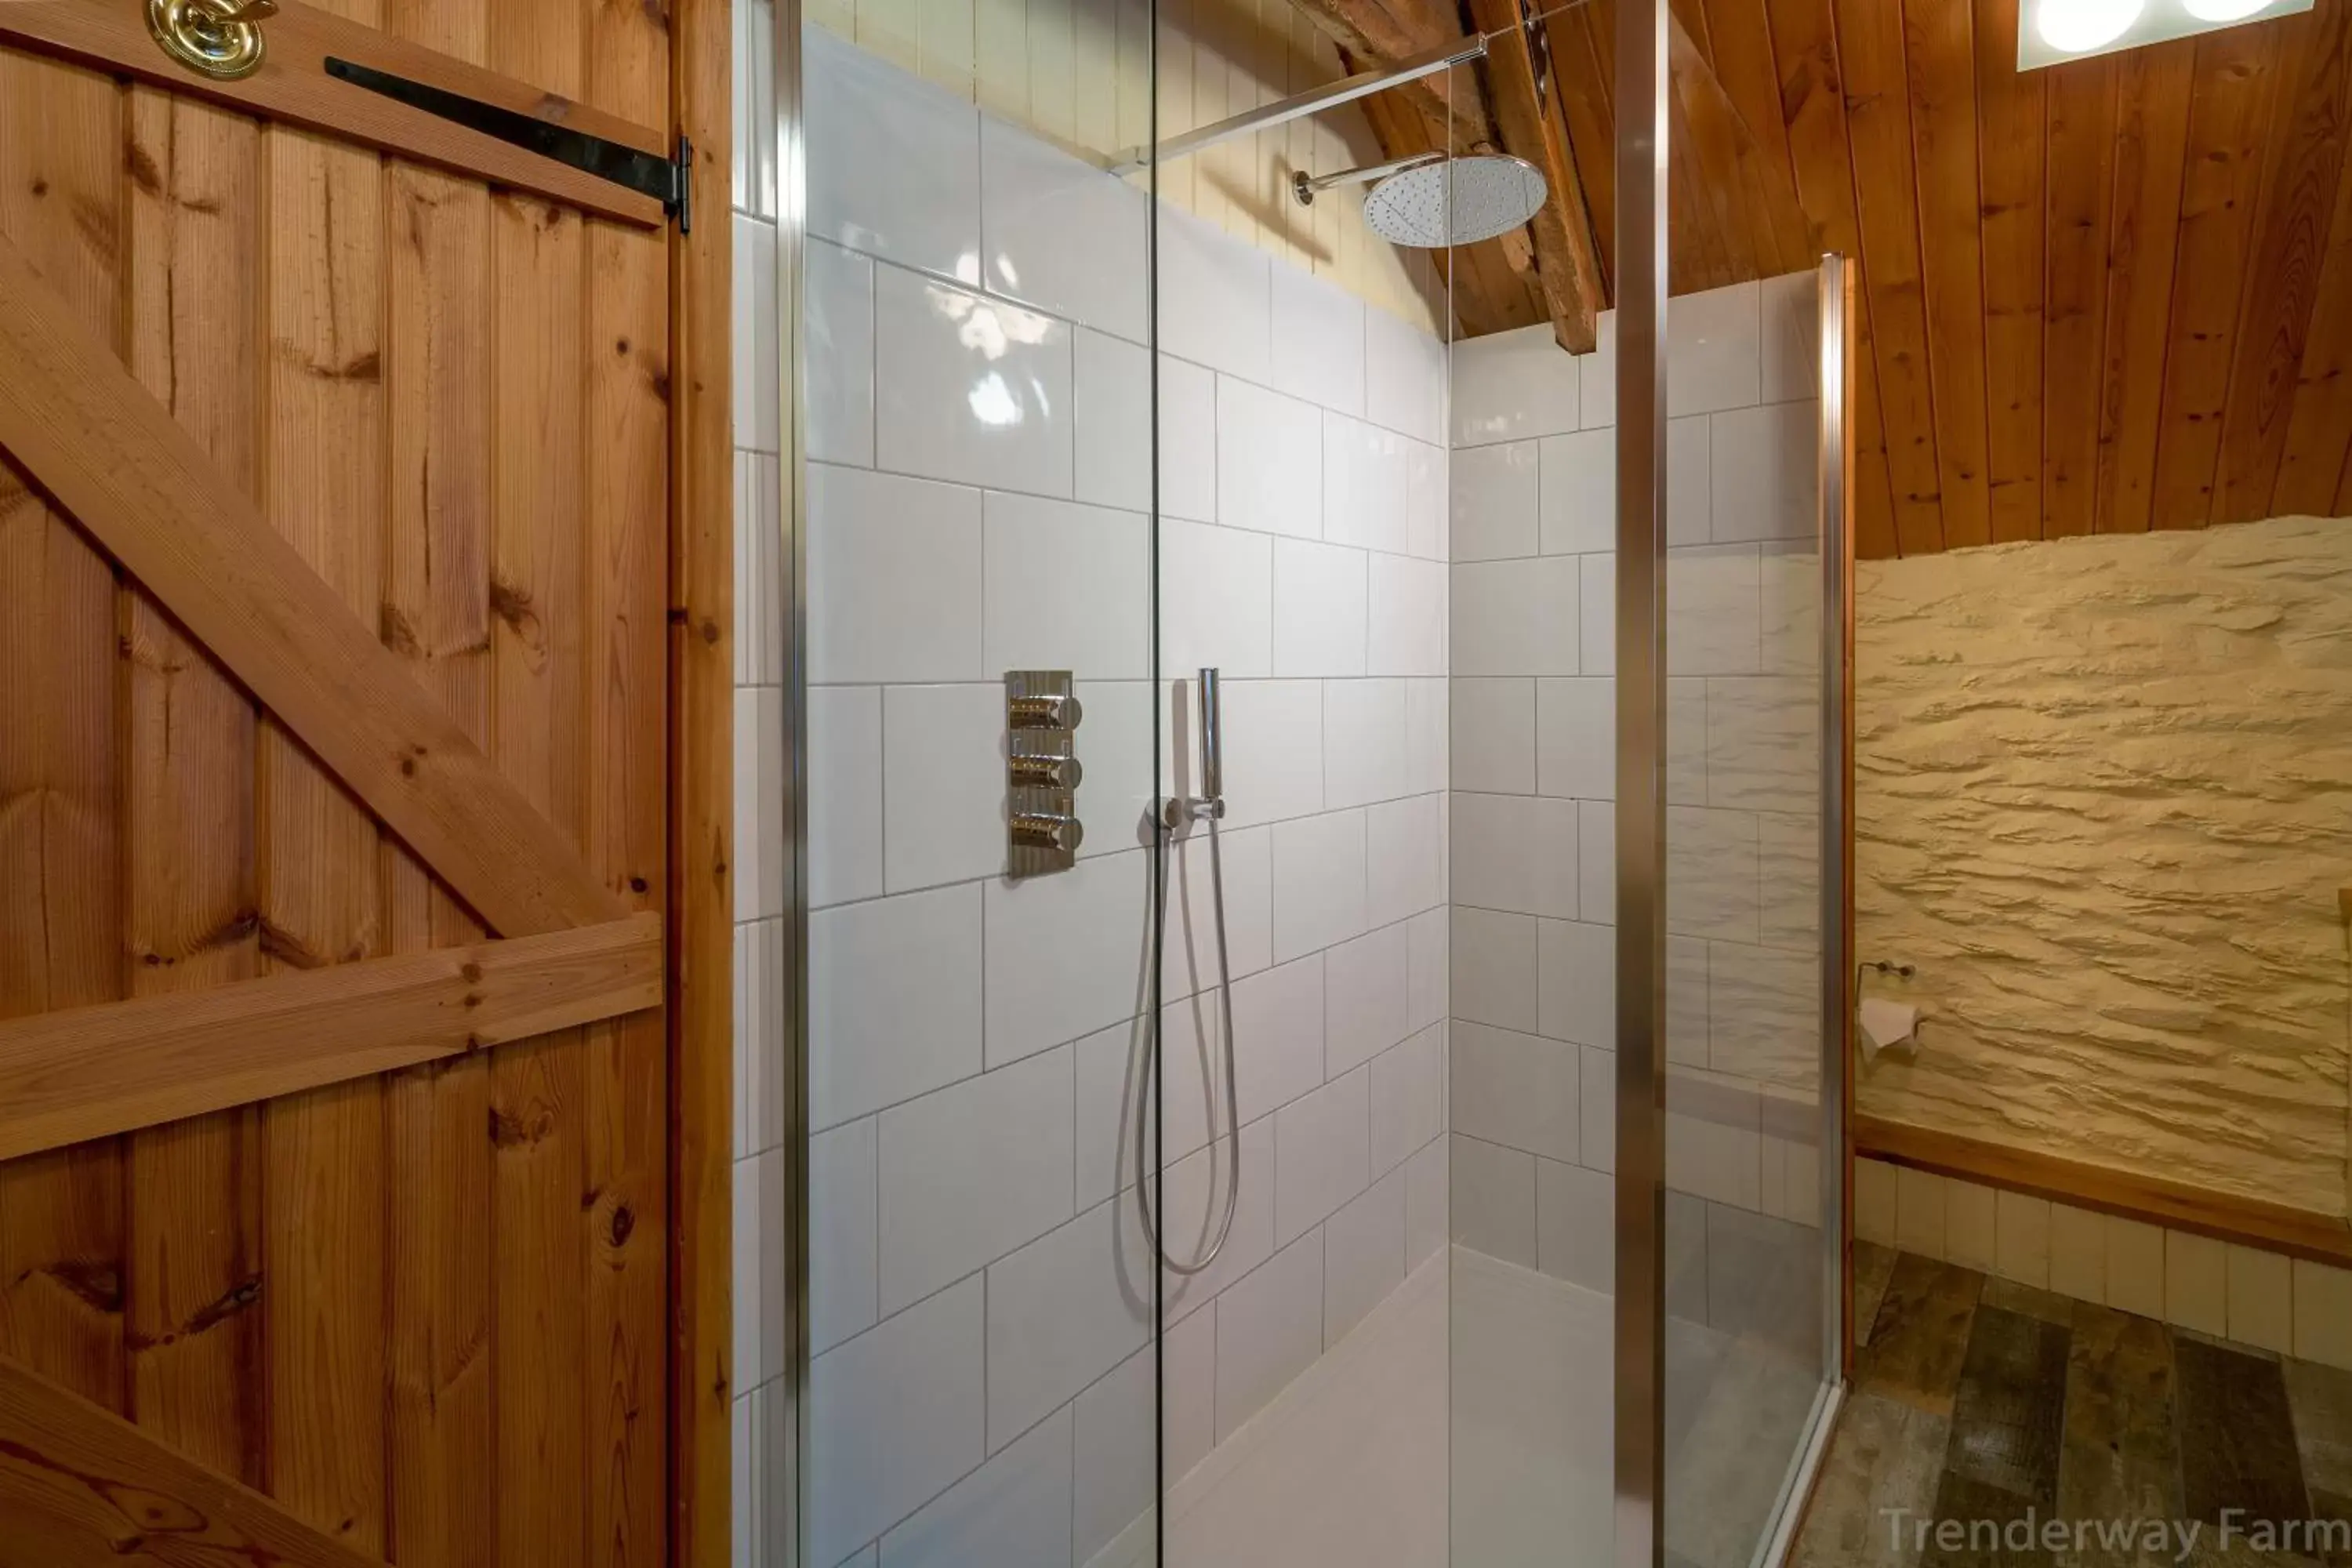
[1290,0,2352,557]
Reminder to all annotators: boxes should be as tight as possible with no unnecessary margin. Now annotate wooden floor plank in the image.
[1791,1391,1953,1568]
[2175,1334,2314,1534]
[1858,1254,1985,1418]
[1936,1307,2071,1507]
[2282,1359,2352,1551]
[2058,1303,2182,1565]
[1855,1239,1900,1348]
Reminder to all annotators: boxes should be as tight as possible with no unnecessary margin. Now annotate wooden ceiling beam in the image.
[1468,0,1604,350]
[1285,0,1497,151]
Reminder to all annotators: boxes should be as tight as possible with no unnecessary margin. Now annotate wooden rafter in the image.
[0,230,626,940]
[1468,0,1605,350]
[1285,0,1495,150]
[0,913,661,1162]
[0,1355,390,1566]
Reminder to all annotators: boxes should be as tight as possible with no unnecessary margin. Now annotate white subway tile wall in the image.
[770,27,1456,1566]
[1444,278,1830,1334]
[1852,1157,2352,1373]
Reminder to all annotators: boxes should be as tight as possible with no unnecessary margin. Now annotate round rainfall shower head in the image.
[1363,154,1548,249]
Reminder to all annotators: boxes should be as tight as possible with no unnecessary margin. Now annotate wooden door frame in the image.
[670,0,736,1559]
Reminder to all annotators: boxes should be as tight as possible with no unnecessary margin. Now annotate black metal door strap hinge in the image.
[325,56,692,231]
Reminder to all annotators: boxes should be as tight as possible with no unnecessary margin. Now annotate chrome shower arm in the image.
[1105,34,1486,177]
[1292,152,1445,207]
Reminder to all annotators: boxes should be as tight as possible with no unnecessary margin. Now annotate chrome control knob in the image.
[1011,811,1084,853]
[1009,693,1084,730]
[1010,753,1083,789]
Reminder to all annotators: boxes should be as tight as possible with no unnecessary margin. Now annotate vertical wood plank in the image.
[485,1,590,1561]
[1839,0,1948,556]
[1552,4,1617,299]
[256,0,392,1526]
[1072,0,1118,156]
[2272,140,2352,514]
[0,45,129,1417]
[1027,0,1076,143]
[1153,0,1194,213]
[1114,0,1149,162]
[1974,0,2045,543]
[1849,295,1903,558]
[1282,9,1317,274]
[585,1,673,1556]
[1697,0,1813,270]
[2214,0,2352,524]
[1769,0,1914,555]
[1190,0,1230,234]
[2041,55,2116,541]
[2149,21,2289,530]
[975,0,1029,122]
[119,85,265,1489]
[2092,38,2194,535]
[1668,31,1764,286]
[380,5,498,1559]
[671,0,737,1553]
[1899,0,1989,549]
[862,0,920,73]
[920,0,978,98]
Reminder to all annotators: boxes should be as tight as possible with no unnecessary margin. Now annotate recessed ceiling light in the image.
[2036,0,2146,53]
[2019,0,2304,67]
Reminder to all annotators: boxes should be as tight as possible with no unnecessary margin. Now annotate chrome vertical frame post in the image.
[776,0,809,1563]
[1817,252,1853,1381]
[1613,0,1669,1564]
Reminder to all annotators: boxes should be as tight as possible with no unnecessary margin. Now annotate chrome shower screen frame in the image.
[1613,5,1855,1560]
[1612,0,1670,1562]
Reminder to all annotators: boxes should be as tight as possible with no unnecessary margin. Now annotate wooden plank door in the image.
[0,0,732,1560]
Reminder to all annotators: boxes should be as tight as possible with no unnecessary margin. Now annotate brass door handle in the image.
[148,0,278,81]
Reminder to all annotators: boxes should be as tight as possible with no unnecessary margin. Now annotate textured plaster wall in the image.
[1854,517,2352,1217]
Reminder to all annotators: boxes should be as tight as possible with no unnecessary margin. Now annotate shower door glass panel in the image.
[1152,45,1458,1568]
[794,7,1165,1563]
[1660,82,1841,1561]
[1440,37,1619,1565]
